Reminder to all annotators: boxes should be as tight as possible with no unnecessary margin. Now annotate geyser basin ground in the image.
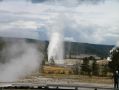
[53,60,64,65]
[0,77,113,90]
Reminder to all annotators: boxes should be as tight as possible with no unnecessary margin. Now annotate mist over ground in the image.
[0,38,43,82]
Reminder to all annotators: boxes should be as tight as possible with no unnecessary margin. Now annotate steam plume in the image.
[0,39,42,82]
[116,42,119,47]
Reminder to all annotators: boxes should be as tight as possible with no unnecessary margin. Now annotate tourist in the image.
[114,70,119,88]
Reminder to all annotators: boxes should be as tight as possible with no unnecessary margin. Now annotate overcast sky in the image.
[0,0,119,45]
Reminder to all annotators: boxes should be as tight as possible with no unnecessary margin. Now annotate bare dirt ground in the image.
[15,72,113,89]
[0,72,114,90]
[20,72,113,84]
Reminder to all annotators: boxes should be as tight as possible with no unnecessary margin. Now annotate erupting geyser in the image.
[48,31,64,64]
[48,15,65,65]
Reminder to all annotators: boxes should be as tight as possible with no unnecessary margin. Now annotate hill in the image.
[0,38,114,60]
[43,41,113,58]
[64,42,113,58]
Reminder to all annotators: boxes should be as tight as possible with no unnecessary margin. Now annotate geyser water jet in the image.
[48,15,65,65]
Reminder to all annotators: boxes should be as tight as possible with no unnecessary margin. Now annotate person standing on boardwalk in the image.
[114,70,119,88]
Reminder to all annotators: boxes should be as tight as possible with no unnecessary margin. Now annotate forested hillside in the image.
[0,38,113,61]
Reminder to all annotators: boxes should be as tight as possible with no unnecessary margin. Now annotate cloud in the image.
[31,0,106,6]
[0,19,49,40]
[64,37,75,42]
[0,20,38,30]
[9,20,38,29]
[0,30,40,40]
[0,0,118,45]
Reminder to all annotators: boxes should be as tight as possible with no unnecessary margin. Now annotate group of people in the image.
[114,70,119,88]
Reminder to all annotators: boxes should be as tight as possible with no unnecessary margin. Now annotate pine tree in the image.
[108,47,119,72]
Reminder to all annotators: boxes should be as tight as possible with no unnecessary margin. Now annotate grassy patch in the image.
[42,74,113,84]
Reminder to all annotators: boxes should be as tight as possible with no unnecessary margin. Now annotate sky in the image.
[0,0,119,45]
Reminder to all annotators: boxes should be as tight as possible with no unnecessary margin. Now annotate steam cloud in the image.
[116,42,119,47]
[108,41,119,61]
[0,39,42,82]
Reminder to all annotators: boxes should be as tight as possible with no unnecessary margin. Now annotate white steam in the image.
[0,39,42,82]
[107,41,119,61]
[110,41,119,53]
[116,42,119,47]
[48,15,65,65]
